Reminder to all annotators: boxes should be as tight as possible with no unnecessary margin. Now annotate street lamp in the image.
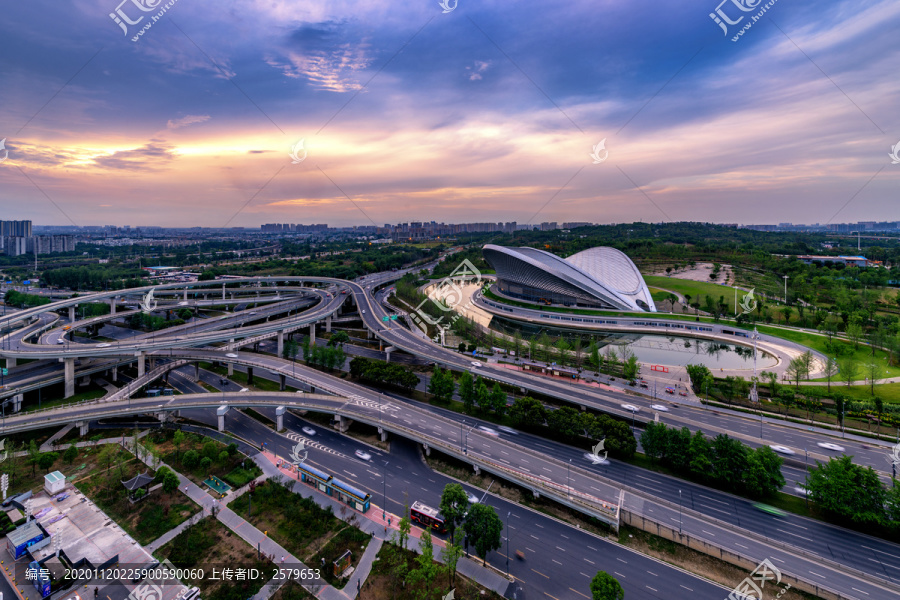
[566,459,572,499]
[804,448,809,508]
[382,461,390,523]
[783,275,789,304]
[630,406,636,432]
[678,489,682,533]
[505,511,511,577]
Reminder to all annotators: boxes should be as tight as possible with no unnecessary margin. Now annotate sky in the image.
[0,0,898,228]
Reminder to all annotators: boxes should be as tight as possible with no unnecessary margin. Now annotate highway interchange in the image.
[1,266,899,599]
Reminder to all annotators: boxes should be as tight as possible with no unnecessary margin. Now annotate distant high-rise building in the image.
[0,220,32,238]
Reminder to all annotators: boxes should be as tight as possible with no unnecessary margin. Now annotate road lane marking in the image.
[614,572,626,579]
[568,588,589,599]
[583,558,594,565]
[616,558,627,564]
[851,588,870,596]
[531,569,549,579]
[680,585,693,591]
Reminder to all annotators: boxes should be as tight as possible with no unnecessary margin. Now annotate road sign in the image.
[1,369,6,376]
[382,316,389,322]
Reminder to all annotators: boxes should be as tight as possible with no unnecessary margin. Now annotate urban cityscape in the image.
[1,2,899,600]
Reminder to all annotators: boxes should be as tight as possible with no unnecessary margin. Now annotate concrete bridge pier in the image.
[377,427,388,442]
[9,394,22,413]
[532,489,539,499]
[279,374,286,391]
[228,340,235,376]
[423,444,431,457]
[217,406,229,432]
[309,324,316,345]
[5,357,15,368]
[277,330,284,357]
[136,352,145,378]
[384,346,395,362]
[111,366,118,382]
[334,415,352,432]
[473,465,480,475]
[183,287,188,301]
[275,406,286,432]
[195,362,200,381]
[156,412,168,422]
[64,357,75,398]
[325,316,331,333]
[247,367,254,385]
[68,306,75,322]
[110,296,116,315]
[222,284,226,300]
[76,421,89,436]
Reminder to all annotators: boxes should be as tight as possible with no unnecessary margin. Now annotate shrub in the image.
[182,450,200,469]
[218,451,229,463]
[226,443,238,457]
[63,445,78,464]
[200,457,212,471]
[38,453,58,470]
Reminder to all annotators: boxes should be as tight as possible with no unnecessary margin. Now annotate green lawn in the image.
[800,382,900,404]
[643,275,739,307]
[23,387,107,413]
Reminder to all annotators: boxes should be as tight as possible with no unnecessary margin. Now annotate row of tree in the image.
[807,455,900,532]
[641,422,785,498]
[348,357,419,391]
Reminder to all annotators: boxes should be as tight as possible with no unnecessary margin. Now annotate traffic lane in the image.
[236,411,719,600]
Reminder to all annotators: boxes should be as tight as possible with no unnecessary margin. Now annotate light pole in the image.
[783,275,789,304]
[804,449,809,508]
[630,407,636,432]
[678,489,682,533]
[566,459,572,499]
[382,461,390,523]
[505,511,511,576]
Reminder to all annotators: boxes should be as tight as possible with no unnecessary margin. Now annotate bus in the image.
[410,501,446,533]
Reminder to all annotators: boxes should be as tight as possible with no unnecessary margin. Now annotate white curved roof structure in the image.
[482,244,656,312]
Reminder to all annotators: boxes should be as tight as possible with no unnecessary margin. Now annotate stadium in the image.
[482,244,657,312]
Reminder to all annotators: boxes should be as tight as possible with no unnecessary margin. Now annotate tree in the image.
[780,305,792,324]
[38,453,57,470]
[590,571,624,600]
[464,503,503,562]
[407,531,439,599]
[63,444,78,464]
[847,322,864,348]
[458,371,475,412]
[839,357,859,386]
[513,331,522,358]
[687,430,713,482]
[200,457,212,472]
[397,504,412,550]
[489,383,507,415]
[711,434,749,492]
[443,528,465,587]
[474,378,491,412]
[588,341,601,372]
[807,455,886,526]
[640,421,668,462]
[622,355,639,381]
[427,367,455,404]
[761,370,778,398]
[328,331,350,346]
[439,483,470,540]
[744,446,785,498]
[823,357,839,391]
[508,397,546,429]
[458,342,466,353]
[27,439,40,475]
[786,357,804,388]
[547,407,582,440]
[182,450,200,469]
[865,360,881,395]
[173,430,185,460]
[162,470,180,493]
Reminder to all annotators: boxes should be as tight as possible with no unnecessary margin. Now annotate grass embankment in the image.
[155,517,272,600]
[228,478,370,589]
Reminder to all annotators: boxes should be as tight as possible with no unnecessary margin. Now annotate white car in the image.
[362,310,366,314]
[302,426,316,436]
[650,404,669,412]
[467,492,479,504]
[354,449,371,461]
[57,339,65,344]
[471,361,482,368]
[239,388,249,393]
[477,425,499,437]
[793,486,808,496]
[497,425,518,435]
[620,404,640,412]
[97,343,111,348]
[225,353,238,358]
[817,442,845,452]
[178,301,188,306]
[769,445,795,456]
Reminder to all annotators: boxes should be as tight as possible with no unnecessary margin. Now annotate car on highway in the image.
[679,390,688,397]
[97,343,111,348]
[239,388,249,393]
[362,310,366,314]
[57,339,65,344]
[471,361,482,368]
[769,445,795,455]
[354,449,371,461]
[477,425,499,437]
[497,425,518,435]
[817,442,845,452]
[650,404,669,412]
[467,492,479,504]
[664,387,675,394]
[639,382,649,389]
[302,426,316,436]
[620,404,640,412]
[752,503,787,517]
[225,353,238,358]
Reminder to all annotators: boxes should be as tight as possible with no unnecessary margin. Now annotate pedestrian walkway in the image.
[40,423,75,451]
[344,538,382,597]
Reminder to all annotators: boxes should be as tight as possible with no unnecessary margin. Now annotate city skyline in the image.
[0,0,898,227]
